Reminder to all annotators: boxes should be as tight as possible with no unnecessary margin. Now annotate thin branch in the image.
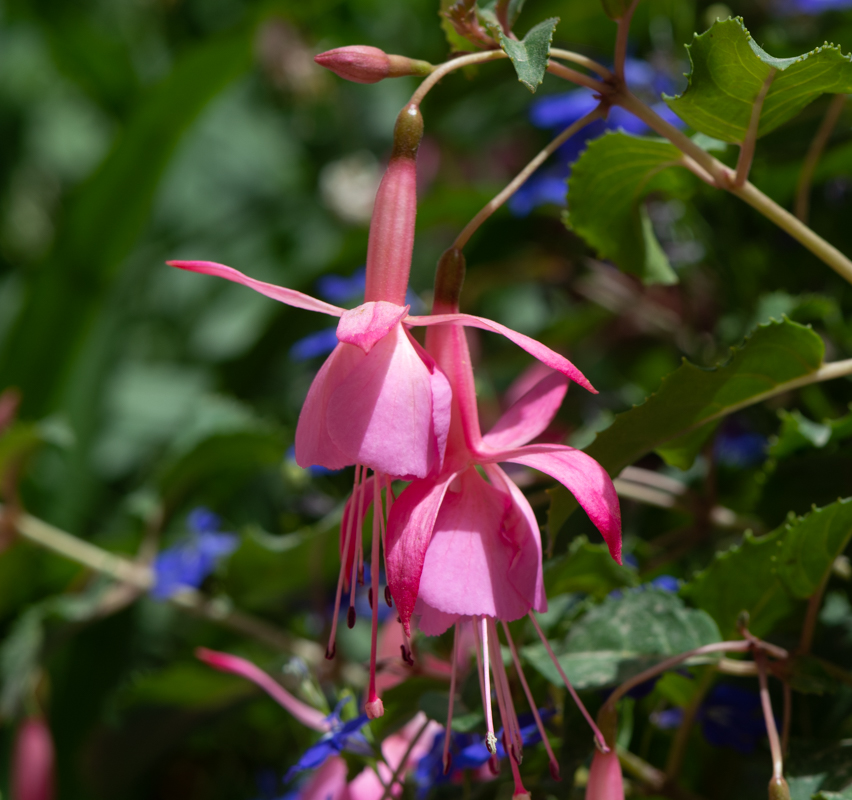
[453,107,604,250]
[732,69,776,189]
[756,651,784,781]
[409,50,508,107]
[549,48,612,79]
[611,90,852,286]
[545,60,608,93]
[795,93,848,223]
[799,571,830,654]
[665,668,715,780]
[782,681,792,758]
[614,0,641,81]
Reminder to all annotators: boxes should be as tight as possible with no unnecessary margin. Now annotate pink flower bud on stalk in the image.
[314,46,433,84]
[12,717,55,800]
[768,777,791,800]
[585,749,625,800]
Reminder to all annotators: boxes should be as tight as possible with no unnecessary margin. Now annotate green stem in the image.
[665,668,715,780]
[549,48,612,79]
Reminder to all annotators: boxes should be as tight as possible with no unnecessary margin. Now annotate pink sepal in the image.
[168,261,344,317]
[406,312,595,393]
[496,446,622,564]
[482,370,569,450]
[196,647,331,732]
[12,717,55,800]
[386,472,457,635]
[336,302,409,354]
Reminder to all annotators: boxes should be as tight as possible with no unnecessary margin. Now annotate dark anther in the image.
[368,587,373,610]
[384,585,393,607]
[347,606,356,628]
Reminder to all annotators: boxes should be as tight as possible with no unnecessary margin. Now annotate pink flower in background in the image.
[12,717,55,800]
[586,749,625,800]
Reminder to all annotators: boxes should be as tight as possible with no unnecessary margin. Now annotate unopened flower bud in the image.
[12,717,55,800]
[314,46,432,84]
[586,749,624,800]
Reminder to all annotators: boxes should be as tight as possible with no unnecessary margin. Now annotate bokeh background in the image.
[1,0,852,797]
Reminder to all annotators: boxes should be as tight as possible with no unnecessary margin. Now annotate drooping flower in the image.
[586,749,625,800]
[151,508,239,600]
[12,716,55,800]
[382,249,621,782]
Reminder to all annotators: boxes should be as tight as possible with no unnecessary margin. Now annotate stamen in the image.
[365,476,384,720]
[501,620,560,779]
[478,617,497,755]
[443,623,460,775]
[381,475,393,607]
[384,585,393,607]
[528,611,608,752]
[349,468,369,621]
[507,746,530,800]
[327,464,361,658]
[487,619,522,765]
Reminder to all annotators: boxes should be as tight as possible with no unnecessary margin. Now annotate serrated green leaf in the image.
[498,17,558,93]
[776,498,852,598]
[685,498,852,638]
[544,535,638,599]
[522,590,721,690]
[549,319,824,534]
[654,420,719,470]
[477,0,528,30]
[770,407,852,460]
[565,132,693,284]
[683,528,794,639]
[666,17,852,143]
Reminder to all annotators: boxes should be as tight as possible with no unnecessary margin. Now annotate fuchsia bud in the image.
[314,46,432,84]
[586,749,624,800]
[12,717,55,800]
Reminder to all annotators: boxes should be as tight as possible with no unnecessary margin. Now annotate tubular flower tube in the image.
[586,749,625,800]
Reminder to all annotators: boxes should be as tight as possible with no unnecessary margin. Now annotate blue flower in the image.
[715,422,768,468]
[414,711,551,795]
[315,268,366,304]
[284,701,371,782]
[652,683,767,754]
[775,0,852,13]
[151,509,239,600]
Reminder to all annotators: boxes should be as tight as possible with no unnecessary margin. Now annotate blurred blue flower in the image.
[650,575,680,592]
[151,509,239,600]
[715,423,768,469]
[284,700,371,782]
[652,683,767,754]
[315,268,366,304]
[285,444,342,476]
[775,0,852,12]
[510,58,685,216]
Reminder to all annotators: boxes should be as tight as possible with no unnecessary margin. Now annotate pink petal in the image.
[586,750,625,800]
[300,757,350,800]
[413,599,460,636]
[407,331,452,471]
[386,472,457,636]
[406,312,596,393]
[498,446,622,564]
[482,370,569,450]
[168,261,344,317]
[327,323,437,478]
[416,468,541,622]
[484,464,547,613]
[295,343,363,471]
[195,648,331,732]
[336,302,410,354]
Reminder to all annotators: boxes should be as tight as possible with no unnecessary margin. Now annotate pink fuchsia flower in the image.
[12,717,55,800]
[314,45,433,84]
[586,749,625,800]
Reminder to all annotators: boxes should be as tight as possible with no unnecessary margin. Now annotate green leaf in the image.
[565,131,693,285]
[770,407,852,460]
[522,590,721,690]
[549,319,825,534]
[787,741,852,800]
[544,535,638,599]
[654,420,719,470]
[498,17,558,93]
[666,17,852,143]
[684,498,852,638]
[683,528,795,639]
[440,0,483,51]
